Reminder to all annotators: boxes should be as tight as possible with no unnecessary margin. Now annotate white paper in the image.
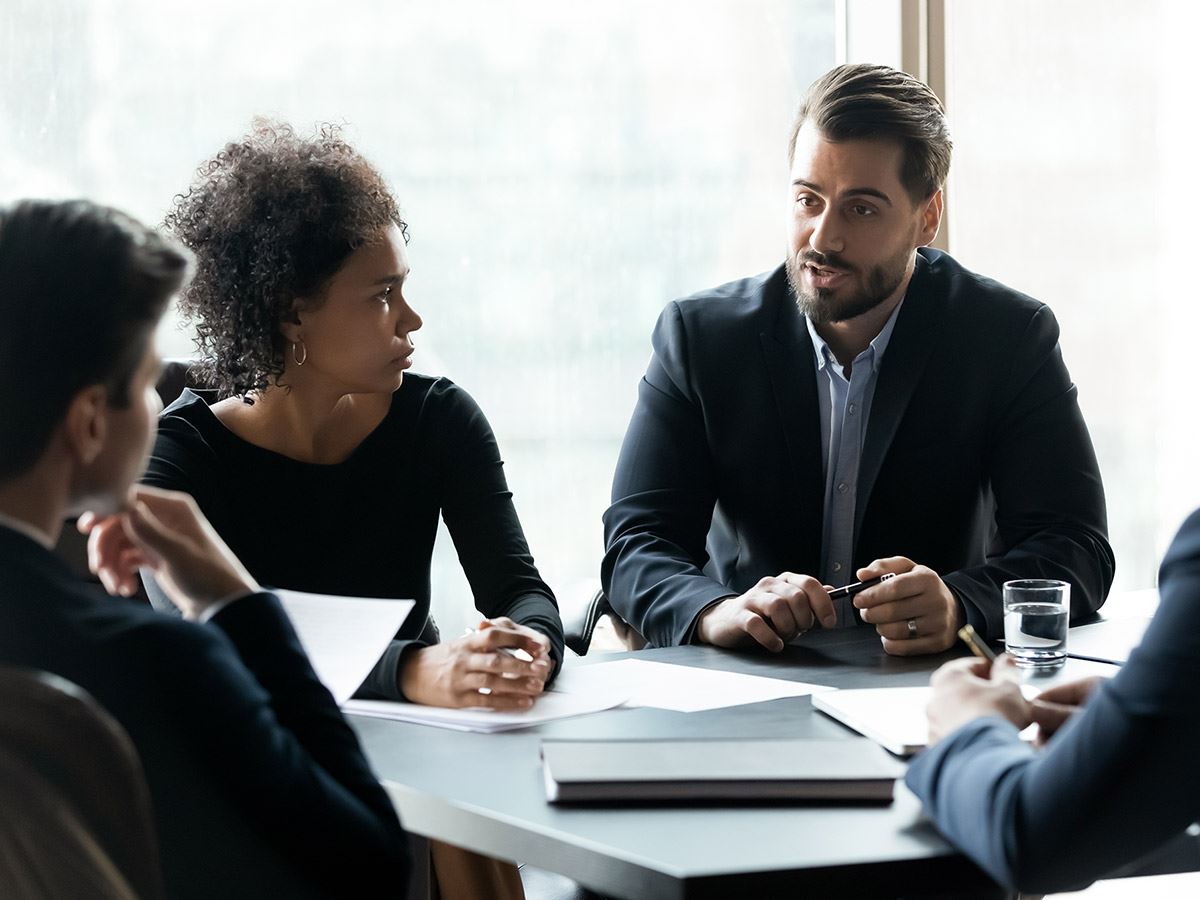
[1068,617,1151,665]
[342,689,628,733]
[551,659,834,713]
[276,589,414,705]
[814,658,1119,756]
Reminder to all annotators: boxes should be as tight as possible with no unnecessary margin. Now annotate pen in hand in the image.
[463,627,535,663]
[826,572,896,600]
[957,623,998,661]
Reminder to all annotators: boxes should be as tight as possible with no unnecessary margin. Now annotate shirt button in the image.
[848,402,857,415]
[837,482,849,494]
[832,562,843,573]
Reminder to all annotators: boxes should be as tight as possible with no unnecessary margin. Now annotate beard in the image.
[786,245,911,325]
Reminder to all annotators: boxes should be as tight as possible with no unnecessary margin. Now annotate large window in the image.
[3,1,837,636]
[943,0,1188,592]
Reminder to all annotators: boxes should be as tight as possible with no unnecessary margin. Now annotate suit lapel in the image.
[758,270,825,544]
[853,253,944,543]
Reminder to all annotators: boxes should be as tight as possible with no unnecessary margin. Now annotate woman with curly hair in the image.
[142,121,563,719]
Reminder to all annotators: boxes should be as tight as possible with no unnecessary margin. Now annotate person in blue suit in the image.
[908,510,1200,893]
[0,199,408,898]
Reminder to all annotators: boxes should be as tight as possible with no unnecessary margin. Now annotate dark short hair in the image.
[789,64,952,202]
[0,199,188,482]
[164,120,408,399]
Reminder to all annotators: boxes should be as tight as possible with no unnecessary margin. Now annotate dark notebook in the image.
[541,738,905,804]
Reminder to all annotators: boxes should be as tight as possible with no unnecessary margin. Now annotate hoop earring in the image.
[292,341,308,367]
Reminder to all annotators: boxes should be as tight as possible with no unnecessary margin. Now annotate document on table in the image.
[275,589,414,705]
[551,659,834,713]
[1067,617,1152,664]
[343,690,630,733]
[814,658,1118,757]
[812,687,933,757]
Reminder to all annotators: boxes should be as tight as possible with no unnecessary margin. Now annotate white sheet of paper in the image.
[1068,617,1152,665]
[275,589,414,705]
[342,689,628,733]
[814,657,1119,756]
[551,659,834,713]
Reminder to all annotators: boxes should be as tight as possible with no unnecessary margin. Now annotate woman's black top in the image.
[142,374,563,699]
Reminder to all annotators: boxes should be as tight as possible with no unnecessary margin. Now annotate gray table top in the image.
[354,627,1112,899]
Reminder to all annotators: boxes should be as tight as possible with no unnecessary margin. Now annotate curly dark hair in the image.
[164,120,408,399]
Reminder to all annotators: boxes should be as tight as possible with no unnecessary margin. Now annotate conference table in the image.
[352,622,1127,900]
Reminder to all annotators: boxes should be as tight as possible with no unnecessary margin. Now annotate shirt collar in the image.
[0,510,55,550]
[806,297,906,375]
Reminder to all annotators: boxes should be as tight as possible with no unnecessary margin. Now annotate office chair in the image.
[560,588,645,655]
[0,667,163,900]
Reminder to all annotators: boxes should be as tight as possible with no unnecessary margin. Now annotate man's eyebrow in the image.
[792,179,893,206]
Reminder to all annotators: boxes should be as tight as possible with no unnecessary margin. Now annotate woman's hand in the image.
[399,617,552,709]
[926,653,1031,744]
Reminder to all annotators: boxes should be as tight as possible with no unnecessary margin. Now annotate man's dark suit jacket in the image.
[0,526,408,899]
[603,248,1114,646]
[906,508,1200,893]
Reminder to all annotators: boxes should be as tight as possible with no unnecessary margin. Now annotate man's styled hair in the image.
[0,200,190,482]
[789,64,952,202]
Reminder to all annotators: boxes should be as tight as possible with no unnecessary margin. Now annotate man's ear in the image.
[917,188,944,247]
[62,384,109,466]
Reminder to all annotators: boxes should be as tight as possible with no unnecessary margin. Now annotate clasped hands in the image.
[400,618,552,710]
[696,556,963,656]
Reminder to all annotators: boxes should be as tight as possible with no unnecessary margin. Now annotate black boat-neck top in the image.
[142,374,562,699]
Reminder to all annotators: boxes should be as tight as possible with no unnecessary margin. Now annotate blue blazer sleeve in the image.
[906,509,1200,894]
[602,301,739,646]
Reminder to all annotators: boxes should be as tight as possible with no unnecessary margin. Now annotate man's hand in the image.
[79,485,257,619]
[927,654,1031,744]
[1029,676,1105,745]
[400,617,552,709]
[695,573,836,652]
[853,557,964,656]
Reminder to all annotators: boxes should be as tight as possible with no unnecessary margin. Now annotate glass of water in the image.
[1003,579,1070,670]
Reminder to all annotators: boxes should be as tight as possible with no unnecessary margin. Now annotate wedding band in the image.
[906,618,918,638]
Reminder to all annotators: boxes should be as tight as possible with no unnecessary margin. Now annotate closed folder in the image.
[540,738,905,804]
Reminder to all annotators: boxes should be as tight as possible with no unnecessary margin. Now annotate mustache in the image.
[797,250,854,273]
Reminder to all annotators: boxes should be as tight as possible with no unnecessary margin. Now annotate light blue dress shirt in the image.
[806,300,904,625]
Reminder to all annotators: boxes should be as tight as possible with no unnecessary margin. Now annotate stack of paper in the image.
[551,658,834,713]
[343,690,629,733]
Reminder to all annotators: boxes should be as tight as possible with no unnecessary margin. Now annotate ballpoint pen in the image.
[826,572,896,600]
[957,623,998,661]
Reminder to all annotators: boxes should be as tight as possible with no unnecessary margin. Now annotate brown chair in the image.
[0,667,162,899]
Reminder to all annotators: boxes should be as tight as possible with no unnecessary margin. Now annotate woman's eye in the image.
[378,286,393,303]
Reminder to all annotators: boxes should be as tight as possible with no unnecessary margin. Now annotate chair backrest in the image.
[0,667,163,900]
